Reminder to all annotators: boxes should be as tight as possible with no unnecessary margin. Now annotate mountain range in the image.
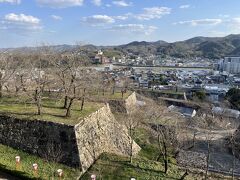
[116,34,240,59]
[2,34,240,59]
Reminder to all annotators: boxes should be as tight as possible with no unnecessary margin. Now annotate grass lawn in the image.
[0,144,80,180]
[105,91,132,100]
[0,97,103,125]
[81,127,183,180]
[80,153,199,180]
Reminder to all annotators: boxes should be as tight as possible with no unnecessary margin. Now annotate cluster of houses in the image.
[100,63,239,103]
[91,50,111,64]
[113,54,212,68]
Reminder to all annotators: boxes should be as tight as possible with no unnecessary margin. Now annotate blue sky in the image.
[1,0,240,48]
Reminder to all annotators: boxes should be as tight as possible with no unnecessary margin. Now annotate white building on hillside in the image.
[218,56,240,74]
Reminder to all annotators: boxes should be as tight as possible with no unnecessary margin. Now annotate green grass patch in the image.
[0,144,80,179]
[134,128,159,160]
[81,153,198,180]
[106,91,132,100]
[0,97,103,125]
[80,126,221,180]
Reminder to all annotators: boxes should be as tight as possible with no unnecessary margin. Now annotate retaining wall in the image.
[0,103,141,173]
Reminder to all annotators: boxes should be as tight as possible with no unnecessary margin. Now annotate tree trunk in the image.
[63,96,68,109]
[66,98,74,117]
[80,88,86,111]
[20,75,26,92]
[34,89,38,102]
[129,125,134,164]
[157,134,162,161]
[0,73,2,98]
[112,86,115,95]
[157,132,168,174]
[164,159,168,174]
[232,154,235,180]
[0,83,2,98]
[34,88,42,115]
[5,85,9,92]
[102,88,105,96]
[231,137,235,180]
[37,94,41,115]
[163,141,168,174]
[180,170,188,180]
[15,86,19,94]
[205,140,210,180]
[37,98,41,115]
[130,138,133,164]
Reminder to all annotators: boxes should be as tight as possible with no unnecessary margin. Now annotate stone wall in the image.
[109,92,137,113]
[136,90,186,100]
[0,103,141,173]
[75,104,141,172]
[0,115,80,167]
[177,150,207,169]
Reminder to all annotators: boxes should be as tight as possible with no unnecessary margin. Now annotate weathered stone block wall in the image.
[0,103,141,173]
[75,104,141,172]
[125,92,137,113]
[109,92,137,114]
[0,116,80,167]
[108,100,127,113]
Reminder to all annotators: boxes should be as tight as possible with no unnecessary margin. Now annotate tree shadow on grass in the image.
[0,164,41,180]
[1,112,36,117]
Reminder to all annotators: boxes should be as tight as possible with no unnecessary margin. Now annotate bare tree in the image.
[139,99,183,174]
[30,57,49,115]
[0,54,18,98]
[126,111,140,164]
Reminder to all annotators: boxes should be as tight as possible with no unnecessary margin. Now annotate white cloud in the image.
[82,15,115,26]
[92,0,101,6]
[36,0,84,8]
[231,17,240,24]
[0,0,20,4]
[5,13,40,24]
[228,17,240,32]
[113,13,131,20]
[109,24,157,35]
[136,7,171,20]
[114,15,128,20]
[1,13,42,35]
[51,15,62,20]
[179,4,190,9]
[174,19,222,26]
[112,0,132,7]
[219,14,230,18]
